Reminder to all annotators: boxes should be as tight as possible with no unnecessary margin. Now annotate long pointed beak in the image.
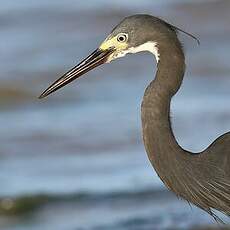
[39,47,115,99]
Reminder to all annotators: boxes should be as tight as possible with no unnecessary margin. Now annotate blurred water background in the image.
[0,0,230,229]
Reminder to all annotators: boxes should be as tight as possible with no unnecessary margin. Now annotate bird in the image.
[39,14,230,222]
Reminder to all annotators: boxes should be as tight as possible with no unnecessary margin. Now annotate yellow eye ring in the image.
[117,33,128,43]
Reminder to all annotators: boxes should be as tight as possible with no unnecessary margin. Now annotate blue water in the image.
[0,0,212,12]
[0,0,230,229]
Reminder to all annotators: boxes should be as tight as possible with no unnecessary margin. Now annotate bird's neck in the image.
[141,44,187,185]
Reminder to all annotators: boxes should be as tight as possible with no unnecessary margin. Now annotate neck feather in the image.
[141,42,188,188]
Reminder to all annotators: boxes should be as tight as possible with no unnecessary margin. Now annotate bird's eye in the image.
[117,33,128,43]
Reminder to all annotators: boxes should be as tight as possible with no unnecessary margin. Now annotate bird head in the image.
[98,14,163,63]
[39,14,197,98]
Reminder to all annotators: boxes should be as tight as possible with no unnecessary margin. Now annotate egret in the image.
[39,14,230,221]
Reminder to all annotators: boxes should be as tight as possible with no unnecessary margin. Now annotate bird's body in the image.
[141,35,230,220]
[40,14,230,221]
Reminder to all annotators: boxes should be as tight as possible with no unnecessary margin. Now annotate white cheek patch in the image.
[108,41,160,63]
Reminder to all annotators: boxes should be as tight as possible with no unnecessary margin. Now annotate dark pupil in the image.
[118,36,125,42]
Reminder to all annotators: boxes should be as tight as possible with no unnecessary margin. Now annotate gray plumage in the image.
[111,15,230,221]
[40,14,230,222]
